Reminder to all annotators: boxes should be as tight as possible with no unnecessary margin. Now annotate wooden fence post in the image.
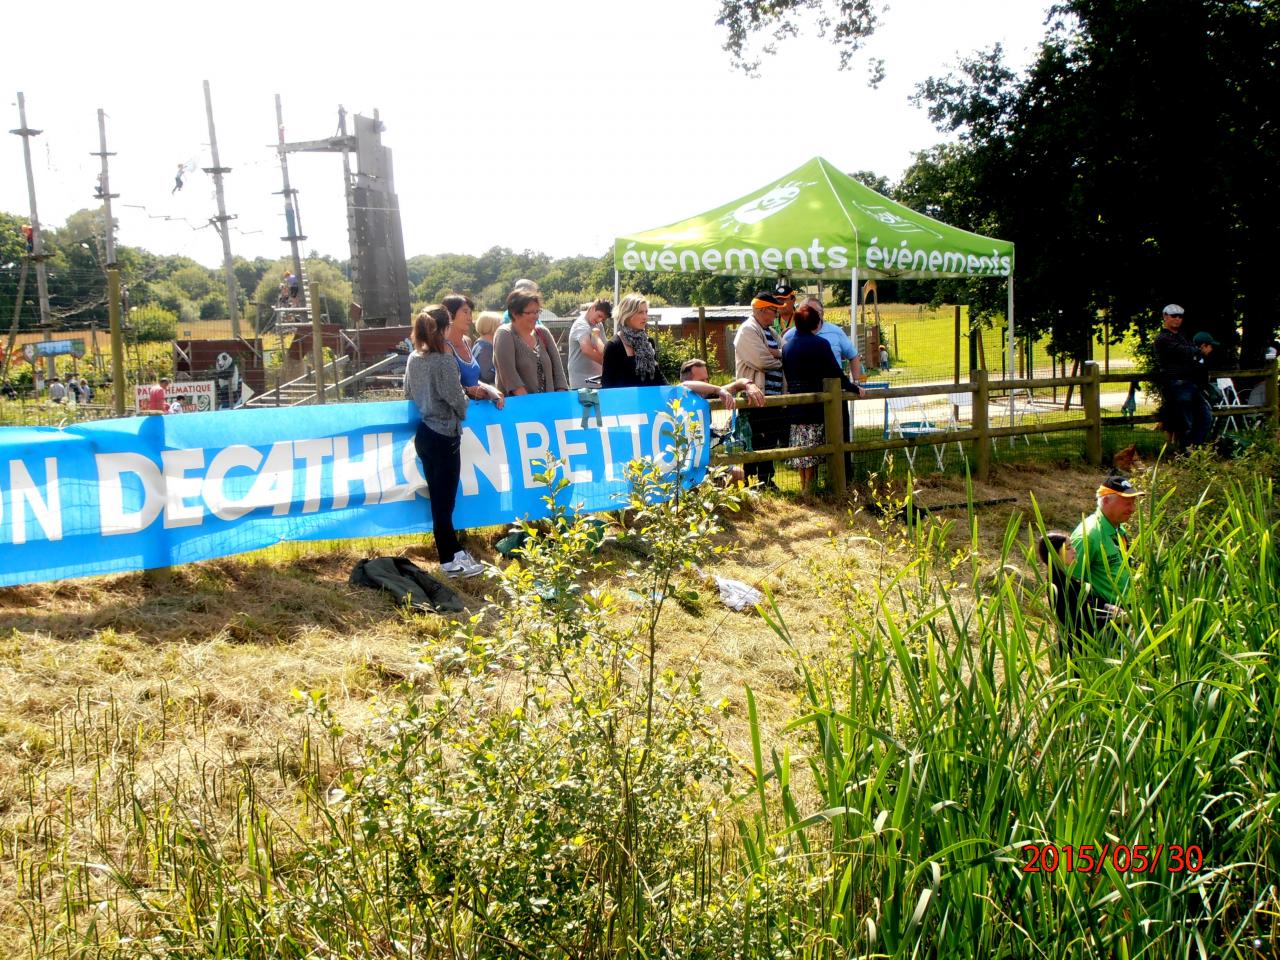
[1082,360,1102,466]
[953,304,961,386]
[310,281,325,404]
[971,368,990,481]
[697,305,708,369]
[823,377,847,496]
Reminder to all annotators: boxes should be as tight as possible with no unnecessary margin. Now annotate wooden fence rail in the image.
[709,361,1279,494]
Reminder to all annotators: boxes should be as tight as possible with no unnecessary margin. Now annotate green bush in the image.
[654,329,707,382]
[198,294,226,320]
[318,417,745,956]
[544,290,584,316]
[130,304,178,342]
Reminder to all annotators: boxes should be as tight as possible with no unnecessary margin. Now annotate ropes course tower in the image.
[280,104,411,328]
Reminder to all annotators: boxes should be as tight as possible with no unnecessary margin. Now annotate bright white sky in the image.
[2,0,1052,269]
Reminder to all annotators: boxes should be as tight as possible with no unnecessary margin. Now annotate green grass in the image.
[827,303,1140,385]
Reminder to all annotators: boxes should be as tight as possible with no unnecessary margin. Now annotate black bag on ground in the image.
[349,557,466,613]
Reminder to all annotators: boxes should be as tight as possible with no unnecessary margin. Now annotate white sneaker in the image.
[441,549,484,578]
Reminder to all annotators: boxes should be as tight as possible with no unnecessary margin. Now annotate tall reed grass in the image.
[738,473,1277,958]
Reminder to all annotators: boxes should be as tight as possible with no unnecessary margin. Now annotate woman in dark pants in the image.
[405,304,503,578]
[781,303,856,491]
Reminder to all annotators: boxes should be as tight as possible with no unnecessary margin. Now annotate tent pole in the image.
[1007,277,1016,438]
[850,267,859,349]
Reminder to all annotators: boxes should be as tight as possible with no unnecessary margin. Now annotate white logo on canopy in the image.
[721,179,816,233]
[850,200,944,239]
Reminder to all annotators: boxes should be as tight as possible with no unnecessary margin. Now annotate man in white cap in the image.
[1070,472,1145,609]
[1153,304,1212,448]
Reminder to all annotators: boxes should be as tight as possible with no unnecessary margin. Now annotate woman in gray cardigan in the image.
[493,290,569,395]
[405,304,503,578]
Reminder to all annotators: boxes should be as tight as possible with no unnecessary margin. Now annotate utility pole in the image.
[338,105,362,327]
[11,92,55,380]
[93,107,126,415]
[274,95,305,299]
[202,80,242,339]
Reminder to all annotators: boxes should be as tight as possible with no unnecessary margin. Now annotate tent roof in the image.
[614,156,1013,281]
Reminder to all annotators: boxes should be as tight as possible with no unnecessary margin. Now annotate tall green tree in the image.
[913,1,1280,360]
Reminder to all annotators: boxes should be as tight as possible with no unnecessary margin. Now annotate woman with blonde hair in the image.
[472,310,502,384]
[405,304,502,579]
[601,293,665,388]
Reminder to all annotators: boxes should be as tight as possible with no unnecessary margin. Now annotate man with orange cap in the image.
[1069,472,1145,607]
[733,290,788,490]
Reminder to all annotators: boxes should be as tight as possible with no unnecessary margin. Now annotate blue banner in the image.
[0,387,709,587]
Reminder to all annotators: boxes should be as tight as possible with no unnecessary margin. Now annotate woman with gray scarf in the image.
[601,294,666,388]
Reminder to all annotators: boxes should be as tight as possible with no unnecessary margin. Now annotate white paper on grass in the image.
[715,576,762,611]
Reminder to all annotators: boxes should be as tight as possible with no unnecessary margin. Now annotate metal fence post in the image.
[971,368,990,481]
[1082,360,1102,466]
[823,377,847,496]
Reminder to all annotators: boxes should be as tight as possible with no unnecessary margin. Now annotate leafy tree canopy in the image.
[911,0,1280,360]
[716,0,883,75]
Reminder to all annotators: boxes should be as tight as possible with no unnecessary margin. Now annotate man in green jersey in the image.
[1070,472,1144,607]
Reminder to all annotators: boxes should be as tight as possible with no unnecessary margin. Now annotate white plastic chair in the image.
[1215,377,1254,431]
[1003,389,1035,447]
[943,392,972,465]
[887,395,947,471]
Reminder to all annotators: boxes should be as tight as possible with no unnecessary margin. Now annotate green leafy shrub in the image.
[198,294,226,320]
[129,303,178,342]
[654,329,706,383]
[317,408,745,956]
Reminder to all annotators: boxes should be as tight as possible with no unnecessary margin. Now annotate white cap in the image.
[1162,303,1184,316]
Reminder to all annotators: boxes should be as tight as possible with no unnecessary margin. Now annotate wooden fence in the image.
[709,362,1280,494]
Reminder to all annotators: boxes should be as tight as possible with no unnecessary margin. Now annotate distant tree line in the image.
[4,211,885,346]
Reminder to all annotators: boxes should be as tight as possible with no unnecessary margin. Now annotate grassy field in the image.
[826,303,1140,385]
[1,426,1276,957]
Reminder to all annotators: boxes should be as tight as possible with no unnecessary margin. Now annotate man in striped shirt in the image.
[733,291,787,491]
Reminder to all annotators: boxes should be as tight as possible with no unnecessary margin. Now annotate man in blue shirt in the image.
[782,297,863,386]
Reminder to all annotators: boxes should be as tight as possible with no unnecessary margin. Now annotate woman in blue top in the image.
[782,303,855,492]
[472,311,501,384]
[444,294,503,403]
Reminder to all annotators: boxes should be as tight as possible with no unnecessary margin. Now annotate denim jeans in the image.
[414,421,463,562]
[1166,380,1213,448]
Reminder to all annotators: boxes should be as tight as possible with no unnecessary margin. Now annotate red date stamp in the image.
[1021,844,1204,874]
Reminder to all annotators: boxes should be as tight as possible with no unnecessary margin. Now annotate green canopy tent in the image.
[613,156,1018,418]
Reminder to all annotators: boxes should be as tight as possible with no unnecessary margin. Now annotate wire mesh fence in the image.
[709,364,1278,493]
[4,305,1274,499]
